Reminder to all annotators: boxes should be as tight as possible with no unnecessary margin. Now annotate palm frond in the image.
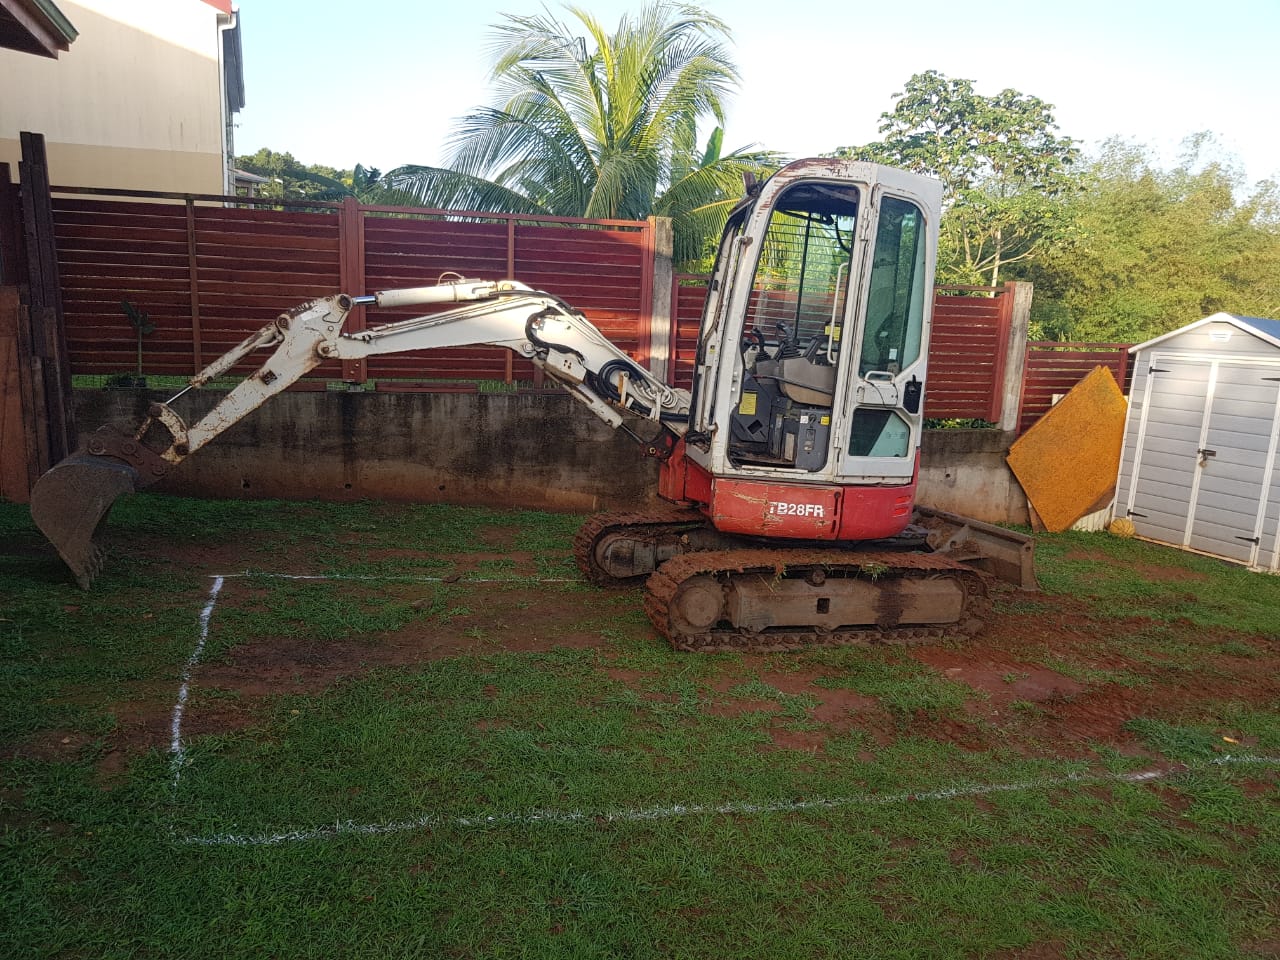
[383,165,550,215]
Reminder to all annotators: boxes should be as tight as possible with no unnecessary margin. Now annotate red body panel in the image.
[658,446,918,543]
[833,480,916,540]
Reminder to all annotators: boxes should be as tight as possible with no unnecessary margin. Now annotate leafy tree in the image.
[836,70,1081,286]
[1027,136,1280,342]
[236,148,347,199]
[236,150,407,204]
[383,2,781,267]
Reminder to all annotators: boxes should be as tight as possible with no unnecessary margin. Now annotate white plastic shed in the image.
[1115,312,1280,571]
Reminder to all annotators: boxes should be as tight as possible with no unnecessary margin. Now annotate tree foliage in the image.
[836,70,1080,286]
[383,2,781,267]
[1026,136,1280,342]
[236,149,408,203]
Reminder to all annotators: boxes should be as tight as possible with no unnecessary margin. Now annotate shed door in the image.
[1126,355,1280,566]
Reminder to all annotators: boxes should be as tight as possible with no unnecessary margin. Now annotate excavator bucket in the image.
[30,453,141,589]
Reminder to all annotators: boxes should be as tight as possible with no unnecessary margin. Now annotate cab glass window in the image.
[859,198,926,376]
[743,183,859,352]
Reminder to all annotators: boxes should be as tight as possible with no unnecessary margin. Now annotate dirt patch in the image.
[1131,563,1209,583]
[603,667,654,686]
[701,669,896,751]
[762,728,826,753]
[199,585,605,700]
[9,729,95,762]
[911,645,1086,709]
[705,698,780,719]
[992,941,1067,960]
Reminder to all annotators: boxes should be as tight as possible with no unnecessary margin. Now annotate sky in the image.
[233,0,1279,187]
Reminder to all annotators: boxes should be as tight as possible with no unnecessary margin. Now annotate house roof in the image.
[0,0,77,58]
[233,168,270,185]
[1128,312,1280,354]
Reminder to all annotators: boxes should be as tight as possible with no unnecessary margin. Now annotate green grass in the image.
[1,496,1277,958]
[1033,529,1280,636]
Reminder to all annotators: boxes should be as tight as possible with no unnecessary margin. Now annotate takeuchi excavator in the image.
[30,158,1035,651]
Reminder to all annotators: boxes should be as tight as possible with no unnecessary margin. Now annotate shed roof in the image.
[1128,312,1280,354]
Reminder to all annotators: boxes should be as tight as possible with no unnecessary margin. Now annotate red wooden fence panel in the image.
[51,190,652,386]
[1019,343,1132,433]
[669,274,708,389]
[926,291,1010,421]
[192,204,343,378]
[363,215,522,382]
[361,212,651,383]
[55,197,197,376]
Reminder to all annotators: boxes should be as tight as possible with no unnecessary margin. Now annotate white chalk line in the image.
[167,571,587,787]
[179,755,1280,847]
[209,572,584,584]
[169,575,224,788]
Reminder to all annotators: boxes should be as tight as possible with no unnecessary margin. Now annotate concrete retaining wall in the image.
[75,389,1029,523]
[917,428,1030,526]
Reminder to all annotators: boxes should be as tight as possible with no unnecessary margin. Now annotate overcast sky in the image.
[232,0,1279,187]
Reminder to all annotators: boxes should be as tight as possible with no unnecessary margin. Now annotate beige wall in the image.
[0,0,231,193]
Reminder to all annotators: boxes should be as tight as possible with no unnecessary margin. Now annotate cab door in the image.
[835,193,935,483]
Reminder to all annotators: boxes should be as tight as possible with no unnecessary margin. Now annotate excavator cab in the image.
[678,159,941,542]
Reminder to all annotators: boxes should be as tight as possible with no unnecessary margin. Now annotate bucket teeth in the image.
[30,454,141,589]
[76,542,108,590]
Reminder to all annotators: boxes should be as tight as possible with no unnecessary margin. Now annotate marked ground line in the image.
[167,571,588,786]
[210,572,585,583]
[178,755,1280,847]
[169,575,224,787]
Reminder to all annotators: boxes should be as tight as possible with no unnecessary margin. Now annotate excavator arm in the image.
[31,277,690,587]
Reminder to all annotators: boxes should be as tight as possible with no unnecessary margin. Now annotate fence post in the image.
[338,197,366,383]
[996,281,1033,432]
[18,131,75,466]
[644,216,673,380]
[185,198,203,373]
[0,163,20,286]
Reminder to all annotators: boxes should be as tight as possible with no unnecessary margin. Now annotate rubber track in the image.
[644,549,991,653]
[572,509,707,586]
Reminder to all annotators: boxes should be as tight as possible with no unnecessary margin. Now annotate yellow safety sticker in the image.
[820,415,830,425]
[739,392,757,416]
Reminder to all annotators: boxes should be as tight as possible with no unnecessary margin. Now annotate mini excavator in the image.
[30,158,1035,651]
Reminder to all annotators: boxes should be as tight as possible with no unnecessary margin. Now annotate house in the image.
[0,0,243,193]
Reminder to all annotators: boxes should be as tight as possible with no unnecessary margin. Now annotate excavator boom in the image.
[30,278,690,588]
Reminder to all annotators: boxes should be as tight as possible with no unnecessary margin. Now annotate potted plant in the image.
[111,300,155,388]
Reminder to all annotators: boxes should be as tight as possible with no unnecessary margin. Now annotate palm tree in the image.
[385,2,781,267]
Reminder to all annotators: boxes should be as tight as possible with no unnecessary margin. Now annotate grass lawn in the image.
[1,495,1277,959]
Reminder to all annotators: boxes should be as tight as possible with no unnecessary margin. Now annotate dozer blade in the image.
[30,453,141,589]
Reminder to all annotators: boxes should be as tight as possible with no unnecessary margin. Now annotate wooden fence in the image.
[52,189,654,388]
[1019,342,1132,433]
[48,188,1132,432]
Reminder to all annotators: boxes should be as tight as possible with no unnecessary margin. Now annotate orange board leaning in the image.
[1006,365,1128,533]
